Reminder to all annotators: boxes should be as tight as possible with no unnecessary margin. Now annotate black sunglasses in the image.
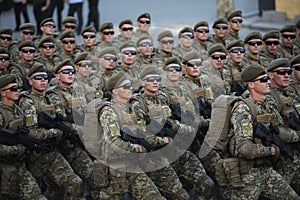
[59,68,76,74]
[122,27,133,32]
[265,40,280,46]
[139,20,151,24]
[2,84,20,92]
[40,44,55,49]
[44,23,56,28]
[160,40,174,45]
[196,29,209,33]
[62,40,76,44]
[21,48,36,53]
[83,34,96,39]
[230,48,246,54]
[164,66,182,72]
[211,54,226,60]
[282,34,296,39]
[122,50,137,55]
[139,42,153,47]
[0,55,10,61]
[0,36,12,41]
[143,76,161,82]
[102,56,117,62]
[247,41,263,46]
[214,25,228,30]
[22,31,34,35]
[293,65,300,71]
[230,19,243,23]
[252,75,270,83]
[181,34,194,39]
[186,61,202,67]
[78,62,92,68]
[102,31,115,35]
[272,69,292,75]
[65,25,76,29]
[116,82,132,89]
[31,74,48,80]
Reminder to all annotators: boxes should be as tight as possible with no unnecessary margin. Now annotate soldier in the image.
[129,66,191,200]
[0,74,46,200]
[210,18,228,47]
[18,63,86,200]
[267,58,300,187]
[173,27,198,62]
[36,36,57,80]
[291,55,300,95]
[9,23,36,62]
[260,30,284,68]
[115,19,137,48]
[192,20,213,61]
[243,31,264,66]
[0,47,10,76]
[161,58,215,199]
[225,10,243,46]
[33,18,57,47]
[53,31,77,65]
[295,19,300,49]
[97,71,166,200]
[114,42,141,89]
[202,44,232,99]
[96,22,120,50]
[225,39,247,96]
[229,64,299,199]
[45,59,98,199]
[153,30,179,69]
[279,24,300,59]
[136,35,159,66]
[135,12,152,39]
[62,16,77,32]
[0,27,13,49]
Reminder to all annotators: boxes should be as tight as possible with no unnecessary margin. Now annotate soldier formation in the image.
[0,9,300,200]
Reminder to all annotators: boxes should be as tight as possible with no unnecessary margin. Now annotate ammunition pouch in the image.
[0,164,19,197]
[92,160,108,187]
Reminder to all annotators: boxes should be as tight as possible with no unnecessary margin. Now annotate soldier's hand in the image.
[17,144,26,157]
[163,137,170,144]
[271,145,280,158]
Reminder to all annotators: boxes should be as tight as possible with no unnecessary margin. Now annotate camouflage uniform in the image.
[96,39,121,50]
[18,91,86,200]
[242,53,265,67]
[98,100,166,200]
[0,103,46,200]
[260,47,284,68]
[229,96,299,199]
[113,65,141,89]
[172,45,199,62]
[129,92,190,200]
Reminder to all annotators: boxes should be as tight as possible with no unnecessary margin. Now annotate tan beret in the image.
[267,58,290,72]
[244,31,262,43]
[0,47,9,55]
[182,51,201,63]
[58,30,75,40]
[178,27,193,38]
[280,24,296,33]
[164,57,181,69]
[227,10,242,21]
[81,25,97,35]
[0,27,13,35]
[157,30,174,41]
[140,65,160,79]
[137,12,151,21]
[74,52,91,64]
[241,64,266,82]
[62,16,77,25]
[38,36,55,48]
[118,19,133,28]
[27,63,47,79]
[136,35,152,46]
[18,40,36,51]
[97,47,117,58]
[107,71,128,91]
[40,18,55,27]
[55,59,74,74]
[262,30,280,41]
[290,55,300,67]
[119,41,136,52]
[19,23,35,31]
[208,44,227,55]
[0,74,17,89]
[194,21,209,31]
[226,39,244,50]
[99,22,113,32]
[212,18,228,28]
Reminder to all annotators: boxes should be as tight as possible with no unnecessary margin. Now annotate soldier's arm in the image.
[46,91,68,117]
[231,103,273,159]
[99,106,144,153]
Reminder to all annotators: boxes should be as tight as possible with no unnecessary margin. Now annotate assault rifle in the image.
[196,97,212,119]
[231,81,246,96]
[120,127,154,152]
[254,122,293,161]
[0,126,50,153]
[146,118,176,139]
[287,112,300,131]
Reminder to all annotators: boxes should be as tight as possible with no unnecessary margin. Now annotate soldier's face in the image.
[63,23,76,32]
[0,83,20,101]
[137,17,151,31]
[194,26,209,41]
[113,80,133,101]
[41,22,55,35]
[100,29,115,42]
[121,47,137,65]
[264,39,279,54]
[75,61,92,77]
[142,74,161,95]
[20,47,36,62]
[269,67,292,89]
[158,37,174,52]
[0,34,12,47]
[228,47,245,63]
[82,32,97,47]
[61,37,76,52]
[280,31,296,47]
[137,39,153,56]
[120,24,134,38]
[209,52,226,69]
[29,72,49,92]
[213,23,228,38]
[250,74,271,95]
[56,66,75,86]
[184,59,202,78]
[229,17,242,31]
[39,42,56,57]
[98,53,116,70]
[0,53,10,69]
[245,39,262,54]
[292,64,300,83]
[179,32,194,48]
[164,64,182,82]
[21,29,35,41]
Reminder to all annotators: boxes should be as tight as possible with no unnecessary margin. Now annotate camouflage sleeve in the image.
[99,106,143,153]
[231,103,273,159]
[19,97,59,140]
[46,92,67,118]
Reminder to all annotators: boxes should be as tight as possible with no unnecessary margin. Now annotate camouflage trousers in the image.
[146,165,190,200]
[171,150,214,200]
[231,167,300,200]
[0,162,46,200]
[275,153,300,184]
[26,150,85,199]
